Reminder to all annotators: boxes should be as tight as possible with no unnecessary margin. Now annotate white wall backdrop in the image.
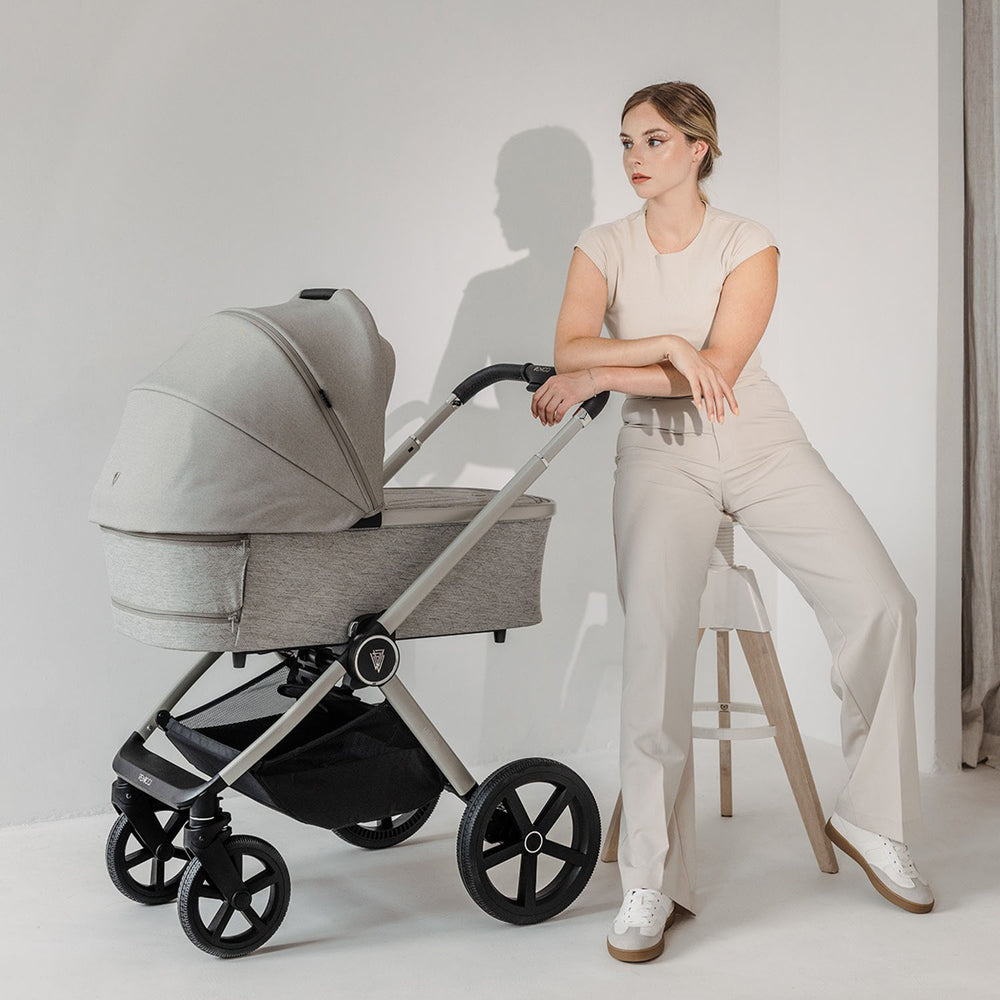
[0,0,961,825]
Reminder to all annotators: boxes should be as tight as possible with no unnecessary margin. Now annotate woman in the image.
[530,81,933,963]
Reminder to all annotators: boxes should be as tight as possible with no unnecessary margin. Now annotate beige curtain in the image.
[961,0,1000,768]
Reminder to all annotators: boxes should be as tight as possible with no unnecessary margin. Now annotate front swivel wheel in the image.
[176,834,290,958]
[105,809,189,904]
[457,758,600,925]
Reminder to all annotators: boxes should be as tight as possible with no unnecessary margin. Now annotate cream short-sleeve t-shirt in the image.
[574,202,779,393]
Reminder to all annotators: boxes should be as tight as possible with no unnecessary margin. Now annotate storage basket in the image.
[164,662,446,830]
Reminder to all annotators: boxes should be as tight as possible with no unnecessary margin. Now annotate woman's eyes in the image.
[620,137,665,149]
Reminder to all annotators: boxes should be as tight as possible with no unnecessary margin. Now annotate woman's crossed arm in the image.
[531,246,777,426]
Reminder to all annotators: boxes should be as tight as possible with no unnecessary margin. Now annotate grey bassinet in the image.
[91,290,553,651]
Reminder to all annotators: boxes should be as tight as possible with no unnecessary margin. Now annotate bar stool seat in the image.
[601,512,839,875]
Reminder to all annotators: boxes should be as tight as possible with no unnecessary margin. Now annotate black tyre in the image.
[457,758,600,925]
[177,834,290,958]
[332,793,440,849]
[105,810,189,905]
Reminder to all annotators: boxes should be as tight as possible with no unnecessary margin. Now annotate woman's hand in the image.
[664,337,739,422]
[531,370,598,426]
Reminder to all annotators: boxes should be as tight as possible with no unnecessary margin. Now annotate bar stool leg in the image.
[717,630,733,818]
[736,629,839,874]
[601,791,622,863]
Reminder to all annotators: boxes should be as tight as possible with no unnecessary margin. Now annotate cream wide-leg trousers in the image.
[611,376,923,915]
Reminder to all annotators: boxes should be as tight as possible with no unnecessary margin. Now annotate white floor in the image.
[2,739,997,1000]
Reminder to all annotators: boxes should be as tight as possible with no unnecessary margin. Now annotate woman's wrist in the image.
[658,335,677,363]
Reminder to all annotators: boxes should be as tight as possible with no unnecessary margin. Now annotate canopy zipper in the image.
[221,308,379,513]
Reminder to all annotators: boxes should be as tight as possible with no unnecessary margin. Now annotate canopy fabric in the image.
[90,289,395,533]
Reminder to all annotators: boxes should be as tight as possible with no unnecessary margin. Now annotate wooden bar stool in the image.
[601,512,838,875]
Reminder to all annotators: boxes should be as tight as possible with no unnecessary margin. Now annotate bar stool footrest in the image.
[692,700,776,740]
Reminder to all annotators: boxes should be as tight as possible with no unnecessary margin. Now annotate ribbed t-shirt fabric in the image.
[573,202,779,392]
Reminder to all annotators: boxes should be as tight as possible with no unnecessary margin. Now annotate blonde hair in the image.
[622,81,721,205]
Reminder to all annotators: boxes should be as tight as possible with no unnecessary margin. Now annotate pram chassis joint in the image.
[345,626,400,686]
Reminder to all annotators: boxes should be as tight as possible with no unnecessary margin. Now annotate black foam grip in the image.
[451,364,531,403]
[522,364,557,391]
[579,391,610,419]
[299,288,338,300]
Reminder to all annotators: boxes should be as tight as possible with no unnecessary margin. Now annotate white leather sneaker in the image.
[606,888,676,962]
[825,811,934,913]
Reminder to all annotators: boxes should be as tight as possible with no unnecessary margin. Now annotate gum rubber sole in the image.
[606,907,676,962]
[824,819,934,914]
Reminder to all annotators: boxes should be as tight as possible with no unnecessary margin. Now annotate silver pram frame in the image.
[98,287,610,958]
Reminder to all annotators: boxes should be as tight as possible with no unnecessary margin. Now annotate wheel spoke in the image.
[540,839,589,868]
[517,851,538,910]
[124,847,152,870]
[502,791,533,836]
[245,906,268,933]
[377,817,393,831]
[198,882,225,901]
[208,903,235,942]
[244,869,279,895]
[151,859,165,890]
[533,785,573,835]
[172,846,189,861]
[482,840,523,870]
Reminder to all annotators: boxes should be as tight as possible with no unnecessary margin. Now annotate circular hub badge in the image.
[351,634,399,686]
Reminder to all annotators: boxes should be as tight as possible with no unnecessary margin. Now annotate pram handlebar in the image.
[451,363,531,402]
[384,363,609,483]
[451,361,609,418]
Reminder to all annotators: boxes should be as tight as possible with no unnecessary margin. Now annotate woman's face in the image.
[620,102,704,199]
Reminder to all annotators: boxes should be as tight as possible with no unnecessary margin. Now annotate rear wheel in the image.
[332,794,440,849]
[457,758,600,925]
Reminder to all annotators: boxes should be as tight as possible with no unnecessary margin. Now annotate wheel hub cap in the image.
[231,889,253,910]
[523,830,544,854]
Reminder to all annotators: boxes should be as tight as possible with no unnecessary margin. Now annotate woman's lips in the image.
[631,174,650,183]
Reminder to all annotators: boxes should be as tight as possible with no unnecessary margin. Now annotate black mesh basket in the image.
[164,661,446,830]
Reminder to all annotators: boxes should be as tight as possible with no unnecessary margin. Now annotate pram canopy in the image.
[90,289,395,534]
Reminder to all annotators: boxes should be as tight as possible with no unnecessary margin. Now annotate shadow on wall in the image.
[387,127,622,762]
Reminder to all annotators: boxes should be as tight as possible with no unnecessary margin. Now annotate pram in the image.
[91,288,610,958]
